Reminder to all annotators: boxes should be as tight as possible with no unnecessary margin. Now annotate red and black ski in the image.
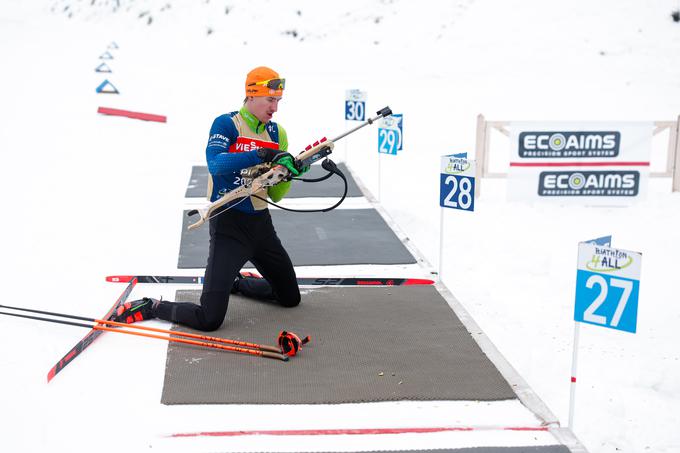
[47,278,138,382]
[106,275,434,286]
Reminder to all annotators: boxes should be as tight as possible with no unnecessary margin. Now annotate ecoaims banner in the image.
[507,122,652,205]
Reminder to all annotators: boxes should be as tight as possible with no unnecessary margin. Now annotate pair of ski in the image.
[47,277,138,382]
[106,274,435,286]
[47,274,434,381]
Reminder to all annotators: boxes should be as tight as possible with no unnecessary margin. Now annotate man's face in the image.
[247,96,282,123]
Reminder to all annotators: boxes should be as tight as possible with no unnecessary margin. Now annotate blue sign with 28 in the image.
[439,154,475,211]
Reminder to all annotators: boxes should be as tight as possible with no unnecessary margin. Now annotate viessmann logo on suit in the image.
[538,170,640,196]
[519,131,620,158]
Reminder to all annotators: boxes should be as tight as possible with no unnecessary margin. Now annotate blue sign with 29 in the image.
[378,114,403,155]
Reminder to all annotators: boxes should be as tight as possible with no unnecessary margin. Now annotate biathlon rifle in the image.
[187,106,392,230]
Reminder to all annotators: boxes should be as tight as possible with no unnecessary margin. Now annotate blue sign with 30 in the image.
[345,89,366,121]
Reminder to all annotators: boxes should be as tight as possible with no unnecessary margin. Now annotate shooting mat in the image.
[184,163,362,198]
[161,286,516,404]
[178,208,417,269]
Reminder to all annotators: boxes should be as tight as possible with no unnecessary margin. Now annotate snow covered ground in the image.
[1,1,679,452]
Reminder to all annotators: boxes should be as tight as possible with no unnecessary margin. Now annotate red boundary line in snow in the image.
[97,106,167,123]
[170,426,550,438]
[509,161,649,167]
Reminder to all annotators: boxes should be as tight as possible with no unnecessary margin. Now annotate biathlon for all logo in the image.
[507,122,652,204]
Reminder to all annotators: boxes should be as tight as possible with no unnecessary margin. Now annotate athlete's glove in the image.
[256,148,300,176]
[296,161,310,175]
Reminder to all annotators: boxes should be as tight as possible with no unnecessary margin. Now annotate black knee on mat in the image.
[278,294,301,308]
[199,319,224,332]
[197,291,230,331]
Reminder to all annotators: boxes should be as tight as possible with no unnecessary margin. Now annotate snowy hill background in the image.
[1,0,679,452]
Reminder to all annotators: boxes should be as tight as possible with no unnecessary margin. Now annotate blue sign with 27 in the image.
[574,242,641,333]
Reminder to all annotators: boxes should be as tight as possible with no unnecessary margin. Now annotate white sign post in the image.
[569,236,641,429]
[344,89,367,164]
[376,114,403,202]
[438,153,475,281]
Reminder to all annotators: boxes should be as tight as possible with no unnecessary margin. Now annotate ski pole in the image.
[0,303,281,353]
[0,310,288,361]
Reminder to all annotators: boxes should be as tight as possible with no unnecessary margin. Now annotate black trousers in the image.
[155,209,300,331]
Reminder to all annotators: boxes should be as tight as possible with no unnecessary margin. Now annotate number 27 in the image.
[584,275,633,327]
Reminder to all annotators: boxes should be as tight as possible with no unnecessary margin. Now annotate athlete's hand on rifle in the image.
[256,148,300,176]
[187,107,392,231]
[295,161,310,175]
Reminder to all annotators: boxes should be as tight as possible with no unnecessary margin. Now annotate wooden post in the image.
[673,115,680,192]
[474,114,486,199]
[663,122,676,177]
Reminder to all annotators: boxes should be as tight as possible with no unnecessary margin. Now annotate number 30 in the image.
[346,101,364,121]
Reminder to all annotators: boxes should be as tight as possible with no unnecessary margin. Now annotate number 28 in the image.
[443,175,473,209]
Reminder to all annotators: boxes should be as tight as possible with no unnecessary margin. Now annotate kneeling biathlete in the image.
[115,66,308,331]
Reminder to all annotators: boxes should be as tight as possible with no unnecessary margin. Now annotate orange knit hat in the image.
[245,66,285,97]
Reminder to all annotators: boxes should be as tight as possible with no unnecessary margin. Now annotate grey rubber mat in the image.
[185,166,210,198]
[178,208,417,269]
[161,286,516,404]
[184,163,362,198]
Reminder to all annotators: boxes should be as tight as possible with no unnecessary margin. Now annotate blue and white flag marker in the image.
[96,79,119,94]
[95,62,112,73]
[568,235,642,429]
